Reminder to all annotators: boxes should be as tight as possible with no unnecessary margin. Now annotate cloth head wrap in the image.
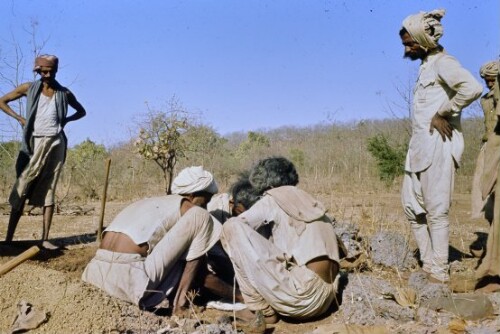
[480,61,499,78]
[171,166,218,195]
[402,9,445,51]
[33,55,59,71]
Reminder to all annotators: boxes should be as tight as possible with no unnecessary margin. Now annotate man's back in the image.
[104,195,183,250]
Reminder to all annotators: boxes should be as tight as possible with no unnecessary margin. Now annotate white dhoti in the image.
[82,206,220,308]
[9,134,65,211]
[221,220,337,319]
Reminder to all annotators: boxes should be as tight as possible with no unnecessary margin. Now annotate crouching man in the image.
[221,157,342,333]
[82,166,222,315]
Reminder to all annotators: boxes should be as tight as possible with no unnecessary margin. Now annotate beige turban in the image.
[171,166,218,195]
[480,61,499,78]
[33,54,59,71]
[402,9,445,51]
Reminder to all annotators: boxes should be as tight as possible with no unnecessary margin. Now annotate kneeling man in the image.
[221,157,342,332]
[82,166,221,315]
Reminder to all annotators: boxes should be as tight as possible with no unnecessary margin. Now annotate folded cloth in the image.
[206,299,247,311]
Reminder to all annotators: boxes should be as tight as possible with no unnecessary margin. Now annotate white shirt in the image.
[406,51,482,172]
[33,93,60,136]
[230,186,340,266]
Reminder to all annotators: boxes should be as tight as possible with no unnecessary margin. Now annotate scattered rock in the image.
[308,323,390,334]
[422,293,494,320]
[408,272,450,303]
[369,231,417,270]
[339,273,415,325]
[333,221,363,258]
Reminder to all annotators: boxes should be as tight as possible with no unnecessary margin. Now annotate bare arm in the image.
[64,90,86,125]
[0,83,30,126]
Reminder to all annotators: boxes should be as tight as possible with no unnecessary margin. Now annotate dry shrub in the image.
[1,117,484,205]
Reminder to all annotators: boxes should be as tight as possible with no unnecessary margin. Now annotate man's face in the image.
[484,75,497,91]
[230,201,246,217]
[37,66,57,82]
[401,32,426,61]
[190,192,213,209]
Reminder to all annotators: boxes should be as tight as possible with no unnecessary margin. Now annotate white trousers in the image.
[401,140,455,281]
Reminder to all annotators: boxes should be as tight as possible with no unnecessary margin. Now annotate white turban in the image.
[480,61,499,78]
[402,9,445,51]
[171,166,218,195]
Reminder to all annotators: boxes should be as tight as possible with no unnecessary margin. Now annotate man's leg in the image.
[402,172,432,272]
[421,143,454,282]
[409,214,433,273]
[203,272,244,303]
[41,205,58,250]
[5,206,24,243]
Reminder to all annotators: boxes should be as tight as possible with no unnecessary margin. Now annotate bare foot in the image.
[476,283,500,293]
[173,306,191,318]
[427,275,449,284]
[470,247,484,258]
[173,305,205,318]
[40,241,60,250]
[264,312,278,324]
[233,310,266,334]
[236,308,278,324]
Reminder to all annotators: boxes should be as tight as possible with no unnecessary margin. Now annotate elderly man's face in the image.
[484,75,497,90]
[37,66,57,82]
[401,32,426,61]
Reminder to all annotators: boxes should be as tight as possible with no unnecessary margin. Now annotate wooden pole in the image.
[0,246,40,277]
[97,158,112,241]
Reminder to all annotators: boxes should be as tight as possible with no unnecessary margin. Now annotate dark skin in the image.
[484,75,496,91]
[100,193,243,315]
[0,65,86,249]
[400,31,453,142]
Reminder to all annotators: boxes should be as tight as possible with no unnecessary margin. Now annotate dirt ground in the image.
[0,193,497,334]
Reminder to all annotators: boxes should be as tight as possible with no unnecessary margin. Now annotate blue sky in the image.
[0,0,498,147]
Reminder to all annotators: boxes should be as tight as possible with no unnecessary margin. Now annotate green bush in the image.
[367,134,407,184]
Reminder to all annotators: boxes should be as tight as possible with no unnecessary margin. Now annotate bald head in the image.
[34,54,59,72]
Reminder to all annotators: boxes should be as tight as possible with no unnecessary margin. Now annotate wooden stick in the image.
[0,246,40,277]
[97,158,112,241]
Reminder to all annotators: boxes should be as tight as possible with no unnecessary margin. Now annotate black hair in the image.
[230,175,259,210]
[249,156,299,194]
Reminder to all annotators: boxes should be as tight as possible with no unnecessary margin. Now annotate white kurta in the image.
[401,51,482,281]
[221,186,340,319]
[82,196,221,308]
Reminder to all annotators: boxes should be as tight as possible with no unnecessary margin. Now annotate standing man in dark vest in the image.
[0,54,86,249]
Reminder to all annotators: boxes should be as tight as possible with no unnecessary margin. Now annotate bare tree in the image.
[380,76,414,137]
[134,96,191,194]
[0,19,48,141]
